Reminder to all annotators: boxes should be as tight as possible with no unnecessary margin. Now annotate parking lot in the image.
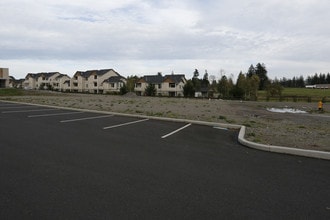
[0,101,330,219]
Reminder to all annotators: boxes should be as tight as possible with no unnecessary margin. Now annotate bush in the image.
[120,84,128,95]
[145,84,156,96]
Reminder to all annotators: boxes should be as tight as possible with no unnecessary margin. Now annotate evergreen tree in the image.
[202,70,210,87]
[120,83,128,95]
[297,76,305,87]
[326,73,330,83]
[145,84,156,96]
[247,65,256,78]
[183,80,195,97]
[255,63,269,90]
[193,69,199,78]
[192,69,201,92]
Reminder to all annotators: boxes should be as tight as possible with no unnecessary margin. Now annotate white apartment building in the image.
[71,69,126,94]
[23,72,61,90]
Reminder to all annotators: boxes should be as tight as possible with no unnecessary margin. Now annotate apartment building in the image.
[23,72,61,90]
[71,69,126,94]
[135,73,187,96]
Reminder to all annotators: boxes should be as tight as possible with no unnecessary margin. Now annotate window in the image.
[94,75,97,79]
[136,83,141,88]
[158,84,162,89]
[169,83,175,88]
[94,82,97,87]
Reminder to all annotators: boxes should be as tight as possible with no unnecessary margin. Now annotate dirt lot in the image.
[2,92,329,152]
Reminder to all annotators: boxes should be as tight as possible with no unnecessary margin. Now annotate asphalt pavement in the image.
[0,101,329,219]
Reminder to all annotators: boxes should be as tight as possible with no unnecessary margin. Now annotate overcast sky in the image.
[1,0,330,80]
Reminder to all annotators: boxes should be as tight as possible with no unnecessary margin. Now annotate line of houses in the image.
[16,68,188,97]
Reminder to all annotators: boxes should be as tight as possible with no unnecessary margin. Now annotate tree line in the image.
[185,65,330,100]
[184,63,270,100]
[279,73,330,88]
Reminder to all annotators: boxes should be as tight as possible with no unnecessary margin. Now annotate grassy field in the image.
[0,88,24,96]
[258,88,330,102]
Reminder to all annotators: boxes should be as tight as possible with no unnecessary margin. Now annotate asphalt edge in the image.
[2,99,330,160]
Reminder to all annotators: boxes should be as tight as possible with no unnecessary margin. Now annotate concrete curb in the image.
[238,126,330,160]
[2,100,330,160]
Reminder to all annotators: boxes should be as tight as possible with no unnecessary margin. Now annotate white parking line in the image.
[28,112,84,118]
[60,115,113,123]
[2,109,59,113]
[103,118,149,130]
[161,123,192,139]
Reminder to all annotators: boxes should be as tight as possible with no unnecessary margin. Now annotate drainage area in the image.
[267,108,307,114]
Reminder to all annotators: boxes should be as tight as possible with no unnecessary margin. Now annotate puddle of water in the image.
[267,108,307,114]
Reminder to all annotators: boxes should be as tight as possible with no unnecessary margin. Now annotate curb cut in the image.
[2,100,330,160]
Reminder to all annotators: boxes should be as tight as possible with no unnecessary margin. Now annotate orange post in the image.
[318,100,323,111]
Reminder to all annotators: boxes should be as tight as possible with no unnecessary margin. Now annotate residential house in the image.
[135,73,186,96]
[71,69,126,94]
[0,68,10,88]
[23,72,61,90]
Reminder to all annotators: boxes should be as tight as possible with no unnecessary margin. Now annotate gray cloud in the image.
[1,0,330,79]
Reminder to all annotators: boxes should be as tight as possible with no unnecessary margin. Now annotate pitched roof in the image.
[164,74,186,84]
[25,72,60,79]
[138,73,186,84]
[140,75,164,84]
[54,74,70,80]
[103,76,126,83]
[74,69,119,78]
